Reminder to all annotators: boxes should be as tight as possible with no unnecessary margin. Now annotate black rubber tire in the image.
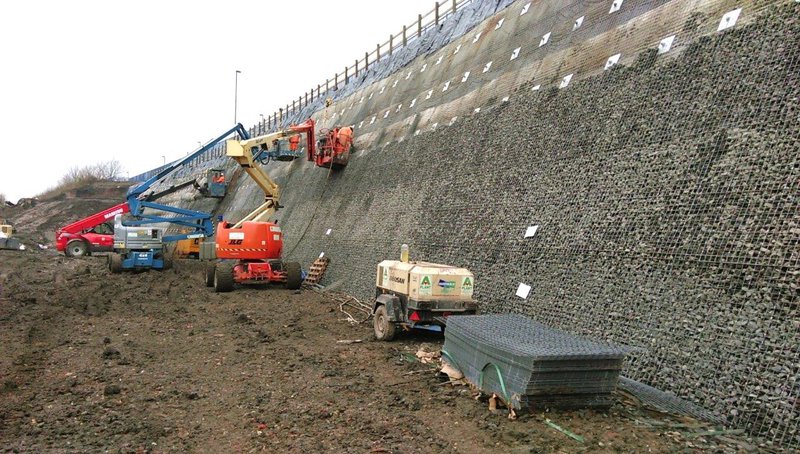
[373,305,397,341]
[284,261,302,290]
[108,253,123,274]
[65,240,88,258]
[204,262,216,287]
[214,262,235,293]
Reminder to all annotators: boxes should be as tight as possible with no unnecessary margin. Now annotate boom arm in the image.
[225,119,315,228]
[56,203,130,236]
[127,124,249,202]
[123,124,251,242]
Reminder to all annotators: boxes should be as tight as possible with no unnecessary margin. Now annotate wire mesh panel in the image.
[444,314,630,410]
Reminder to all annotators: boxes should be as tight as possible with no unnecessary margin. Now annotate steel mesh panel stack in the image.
[444,314,630,410]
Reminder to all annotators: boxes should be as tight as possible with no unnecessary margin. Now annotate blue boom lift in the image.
[108,124,251,272]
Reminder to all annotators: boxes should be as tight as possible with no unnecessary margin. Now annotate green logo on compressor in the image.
[419,275,433,296]
[420,276,432,289]
[462,277,473,293]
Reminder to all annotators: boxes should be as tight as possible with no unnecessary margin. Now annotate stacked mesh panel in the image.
[443,314,630,410]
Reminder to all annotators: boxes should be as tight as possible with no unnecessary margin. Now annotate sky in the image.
[0,0,435,203]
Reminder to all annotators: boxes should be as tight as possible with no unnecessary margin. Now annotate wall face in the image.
[135,0,799,447]
[261,2,799,446]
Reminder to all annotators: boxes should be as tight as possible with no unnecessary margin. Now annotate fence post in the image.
[403,25,407,46]
[452,0,456,13]
[389,34,393,55]
[326,79,329,92]
[292,100,296,114]
[418,14,422,37]
[305,92,308,105]
[335,72,338,90]
[279,108,283,126]
[345,66,349,84]
[317,84,321,99]
[365,52,369,71]
[435,2,440,25]
[355,59,359,77]
[376,43,380,61]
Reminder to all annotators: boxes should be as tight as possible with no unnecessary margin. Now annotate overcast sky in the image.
[0,0,435,203]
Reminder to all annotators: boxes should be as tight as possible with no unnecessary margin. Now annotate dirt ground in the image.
[0,196,758,453]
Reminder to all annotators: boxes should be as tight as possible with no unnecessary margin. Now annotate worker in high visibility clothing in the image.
[289,134,301,152]
[336,126,353,152]
[213,172,225,184]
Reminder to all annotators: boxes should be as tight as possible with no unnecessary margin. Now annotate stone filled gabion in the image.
[272,3,799,447]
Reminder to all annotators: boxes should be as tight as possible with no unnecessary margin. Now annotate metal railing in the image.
[130,0,475,181]
[258,0,474,131]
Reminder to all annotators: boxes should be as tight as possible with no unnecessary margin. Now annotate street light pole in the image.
[234,70,242,124]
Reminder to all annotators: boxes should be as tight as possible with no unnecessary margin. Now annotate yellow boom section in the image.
[225,130,297,229]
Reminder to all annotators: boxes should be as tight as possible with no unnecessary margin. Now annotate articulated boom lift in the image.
[108,124,249,272]
[204,121,318,292]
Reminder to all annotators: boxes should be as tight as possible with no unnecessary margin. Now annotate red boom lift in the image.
[205,121,314,291]
[309,125,353,169]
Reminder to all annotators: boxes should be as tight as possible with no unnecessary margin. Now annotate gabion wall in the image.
[131,0,798,447]
[269,2,798,447]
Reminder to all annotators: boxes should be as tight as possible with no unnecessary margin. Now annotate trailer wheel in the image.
[108,253,123,274]
[373,305,397,341]
[284,261,302,290]
[65,240,88,258]
[204,262,216,287]
[214,263,234,293]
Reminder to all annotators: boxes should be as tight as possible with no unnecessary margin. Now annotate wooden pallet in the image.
[304,256,330,285]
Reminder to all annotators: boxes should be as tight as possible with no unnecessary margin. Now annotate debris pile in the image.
[443,314,629,410]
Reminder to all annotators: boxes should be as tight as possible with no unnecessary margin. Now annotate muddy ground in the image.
[0,184,757,453]
[0,247,758,453]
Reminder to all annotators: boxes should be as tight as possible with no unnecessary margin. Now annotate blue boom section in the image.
[125,124,251,242]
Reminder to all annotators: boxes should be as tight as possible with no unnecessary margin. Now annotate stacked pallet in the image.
[443,314,630,410]
[303,256,330,285]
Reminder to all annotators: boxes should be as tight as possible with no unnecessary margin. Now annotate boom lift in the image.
[310,126,353,169]
[108,125,248,272]
[205,120,319,292]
